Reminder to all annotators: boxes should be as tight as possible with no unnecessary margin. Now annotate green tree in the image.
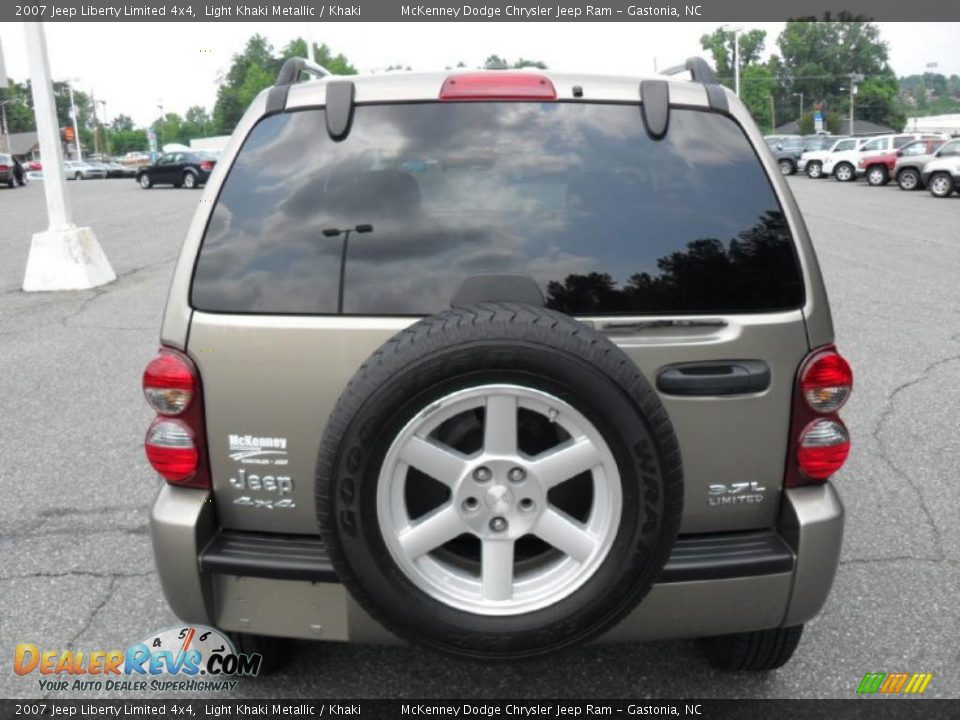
[108,129,148,155]
[0,80,35,133]
[740,64,774,132]
[280,38,357,75]
[182,106,213,140]
[699,27,766,90]
[111,114,135,132]
[212,35,356,135]
[513,58,547,69]
[775,20,901,129]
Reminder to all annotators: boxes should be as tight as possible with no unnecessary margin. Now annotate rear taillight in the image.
[0,165,9,172]
[199,161,214,171]
[797,419,851,479]
[439,72,557,101]
[800,350,852,413]
[143,350,194,414]
[786,346,853,487]
[145,419,199,482]
[142,348,210,488]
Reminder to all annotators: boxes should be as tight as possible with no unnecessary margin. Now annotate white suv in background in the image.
[825,134,941,182]
[800,137,856,179]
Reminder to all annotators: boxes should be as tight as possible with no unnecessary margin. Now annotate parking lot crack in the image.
[0,570,154,582]
[67,575,117,649]
[871,336,960,561]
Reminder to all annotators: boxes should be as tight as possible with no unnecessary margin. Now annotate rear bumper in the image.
[150,483,843,643]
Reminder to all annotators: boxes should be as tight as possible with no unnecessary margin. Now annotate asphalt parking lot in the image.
[1,176,957,700]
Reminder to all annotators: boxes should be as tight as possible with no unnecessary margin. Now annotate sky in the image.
[0,22,957,127]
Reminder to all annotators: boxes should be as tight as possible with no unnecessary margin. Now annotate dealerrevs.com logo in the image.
[14,626,261,693]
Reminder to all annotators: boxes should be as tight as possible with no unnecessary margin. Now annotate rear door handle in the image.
[656,360,770,396]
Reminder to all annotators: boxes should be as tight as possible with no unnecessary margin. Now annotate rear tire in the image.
[778,159,795,176]
[226,632,294,675]
[834,163,855,182]
[866,165,888,186]
[182,171,198,189]
[700,625,804,672]
[928,172,954,198]
[138,174,152,189]
[75,172,83,181]
[897,168,920,191]
[805,162,822,179]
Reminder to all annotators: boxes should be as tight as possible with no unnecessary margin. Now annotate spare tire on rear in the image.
[316,303,683,658]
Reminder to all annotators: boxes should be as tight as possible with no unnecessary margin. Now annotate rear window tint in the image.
[192,103,803,316]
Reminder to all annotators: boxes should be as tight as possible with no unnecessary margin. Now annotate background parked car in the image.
[0,154,17,187]
[63,160,107,180]
[921,142,960,198]
[895,138,958,191]
[771,136,811,175]
[136,151,217,189]
[801,137,856,178]
[860,138,945,187]
[104,161,137,178]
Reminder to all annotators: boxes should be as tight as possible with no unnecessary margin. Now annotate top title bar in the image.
[5,0,960,22]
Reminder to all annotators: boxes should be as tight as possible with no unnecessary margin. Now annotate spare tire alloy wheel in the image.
[316,304,683,658]
[378,384,620,614]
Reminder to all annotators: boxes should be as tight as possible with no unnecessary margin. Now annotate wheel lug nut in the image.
[489,517,508,532]
[462,497,479,512]
[473,466,492,482]
[519,498,535,512]
[508,467,526,483]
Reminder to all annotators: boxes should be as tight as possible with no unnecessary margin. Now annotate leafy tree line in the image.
[898,72,960,116]
[700,19,906,133]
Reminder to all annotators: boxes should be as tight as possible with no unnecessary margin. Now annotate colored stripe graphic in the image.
[857,672,932,695]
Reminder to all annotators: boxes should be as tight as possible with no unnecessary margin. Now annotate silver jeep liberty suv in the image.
[145,57,851,670]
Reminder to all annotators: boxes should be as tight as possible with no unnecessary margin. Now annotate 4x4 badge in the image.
[230,468,295,510]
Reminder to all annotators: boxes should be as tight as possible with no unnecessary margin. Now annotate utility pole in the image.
[90,90,99,157]
[22,22,115,291]
[794,92,804,120]
[848,73,864,136]
[67,84,82,159]
[770,95,776,134]
[0,99,12,153]
[96,99,107,155]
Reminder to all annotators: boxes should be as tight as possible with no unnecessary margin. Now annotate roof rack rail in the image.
[274,57,332,87]
[660,57,718,86]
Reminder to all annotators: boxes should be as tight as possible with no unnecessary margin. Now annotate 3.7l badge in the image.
[708,481,766,506]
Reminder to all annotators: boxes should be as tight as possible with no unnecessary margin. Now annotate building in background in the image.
[905,114,960,136]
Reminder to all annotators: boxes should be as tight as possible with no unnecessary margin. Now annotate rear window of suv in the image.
[192,102,803,316]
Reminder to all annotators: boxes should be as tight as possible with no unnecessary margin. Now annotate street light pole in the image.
[720,24,744,96]
[794,92,804,120]
[323,224,374,313]
[21,22,115,291]
[847,73,864,136]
